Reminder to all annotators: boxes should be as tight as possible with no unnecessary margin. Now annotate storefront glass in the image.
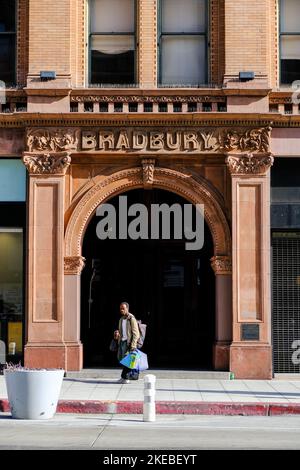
[0,228,23,364]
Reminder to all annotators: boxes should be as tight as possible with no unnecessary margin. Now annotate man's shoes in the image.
[116,378,130,384]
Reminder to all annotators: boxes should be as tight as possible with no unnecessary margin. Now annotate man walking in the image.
[114,302,140,384]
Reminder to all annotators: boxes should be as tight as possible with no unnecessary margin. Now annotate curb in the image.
[1,399,300,416]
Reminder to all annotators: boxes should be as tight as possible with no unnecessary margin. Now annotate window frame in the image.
[88,0,137,87]
[279,0,300,85]
[158,0,209,87]
[0,0,17,86]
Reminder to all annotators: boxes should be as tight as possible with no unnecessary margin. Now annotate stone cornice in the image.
[2,113,300,128]
[0,113,278,128]
[24,88,72,97]
[71,87,271,98]
[64,256,86,275]
[23,152,71,175]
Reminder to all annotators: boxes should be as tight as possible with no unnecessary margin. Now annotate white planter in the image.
[4,369,64,420]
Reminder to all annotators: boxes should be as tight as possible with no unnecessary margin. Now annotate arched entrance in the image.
[64,166,232,371]
[81,188,215,368]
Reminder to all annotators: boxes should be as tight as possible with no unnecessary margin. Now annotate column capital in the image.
[225,152,274,176]
[210,255,232,275]
[23,152,71,175]
[64,256,86,275]
[141,158,156,189]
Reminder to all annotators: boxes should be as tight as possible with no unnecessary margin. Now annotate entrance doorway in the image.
[81,189,215,369]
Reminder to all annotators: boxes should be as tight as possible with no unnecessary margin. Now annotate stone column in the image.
[23,152,71,369]
[226,152,274,379]
[211,256,232,371]
[64,256,85,370]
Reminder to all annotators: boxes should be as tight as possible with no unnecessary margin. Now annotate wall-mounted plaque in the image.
[241,324,260,341]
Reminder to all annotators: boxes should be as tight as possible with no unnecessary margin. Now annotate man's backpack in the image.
[136,320,147,349]
[130,315,147,349]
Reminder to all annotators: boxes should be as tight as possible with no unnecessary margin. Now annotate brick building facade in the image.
[0,0,300,379]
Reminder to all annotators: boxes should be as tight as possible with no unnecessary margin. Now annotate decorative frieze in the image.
[64,256,86,275]
[25,126,272,155]
[23,152,71,175]
[141,159,155,189]
[70,95,227,104]
[210,256,232,275]
[226,153,274,175]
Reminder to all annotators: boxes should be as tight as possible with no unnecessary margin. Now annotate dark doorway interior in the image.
[81,189,215,369]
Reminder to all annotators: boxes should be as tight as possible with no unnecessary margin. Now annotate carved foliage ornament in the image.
[210,256,232,275]
[64,256,86,275]
[226,153,274,175]
[27,128,79,153]
[142,159,155,188]
[223,126,272,154]
[23,152,71,175]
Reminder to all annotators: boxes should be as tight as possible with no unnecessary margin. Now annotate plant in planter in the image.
[4,363,65,420]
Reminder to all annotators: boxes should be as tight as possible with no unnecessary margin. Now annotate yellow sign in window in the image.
[8,322,22,354]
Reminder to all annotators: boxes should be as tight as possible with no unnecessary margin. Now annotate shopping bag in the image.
[136,350,148,371]
[119,350,140,369]
[109,339,118,352]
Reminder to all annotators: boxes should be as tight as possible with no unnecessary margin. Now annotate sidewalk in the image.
[1,373,300,416]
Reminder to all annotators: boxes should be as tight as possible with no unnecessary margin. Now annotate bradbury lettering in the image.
[82,129,222,152]
[26,126,271,154]
[80,126,271,154]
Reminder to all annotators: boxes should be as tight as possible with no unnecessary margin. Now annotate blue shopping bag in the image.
[136,350,148,371]
[120,350,149,371]
[120,350,139,369]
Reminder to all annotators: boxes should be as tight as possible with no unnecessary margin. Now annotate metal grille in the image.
[272,233,300,373]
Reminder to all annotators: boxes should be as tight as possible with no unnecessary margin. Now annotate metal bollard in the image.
[143,374,156,422]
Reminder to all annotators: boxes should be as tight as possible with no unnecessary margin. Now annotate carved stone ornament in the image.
[226,153,274,175]
[64,256,86,275]
[210,256,232,275]
[70,95,227,104]
[223,126,272,154]
[23,152,71,175]
[142,159,155,188]
[27,128,79,153]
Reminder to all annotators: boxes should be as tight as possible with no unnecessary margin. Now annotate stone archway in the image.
[64,164,232,371]
[65,165,231,258]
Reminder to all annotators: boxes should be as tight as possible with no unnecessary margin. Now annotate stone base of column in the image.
[213,342,231,371]
[24,342,83,371]
[65,342,83,371]
[230,343,273,379]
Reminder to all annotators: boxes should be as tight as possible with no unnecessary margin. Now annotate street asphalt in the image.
[0,413,300,450]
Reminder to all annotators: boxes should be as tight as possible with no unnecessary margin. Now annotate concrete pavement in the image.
[1,372,300,416]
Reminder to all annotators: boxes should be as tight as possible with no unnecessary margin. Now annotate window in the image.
[89,0,136,85]
[0,0,16,85]
[159,0,208,86]
[0,160,26,364]
[0,159,26,202]
[280,0,300,84]
[0,228,24,363]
